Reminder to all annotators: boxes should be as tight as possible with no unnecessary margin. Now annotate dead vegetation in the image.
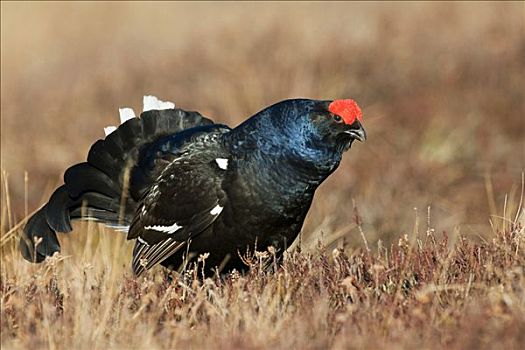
[1,203,523,349]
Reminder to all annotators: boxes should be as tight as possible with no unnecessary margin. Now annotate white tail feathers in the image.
[104,126,117,136]
[143,95,175,112]
[119,108,137,124]
[103,95,175,136]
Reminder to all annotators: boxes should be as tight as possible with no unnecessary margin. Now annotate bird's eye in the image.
[333,114,343,123]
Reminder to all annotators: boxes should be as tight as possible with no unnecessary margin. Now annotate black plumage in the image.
[20,97,366,276]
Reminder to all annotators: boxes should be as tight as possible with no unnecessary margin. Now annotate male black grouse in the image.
[20,96,366,276]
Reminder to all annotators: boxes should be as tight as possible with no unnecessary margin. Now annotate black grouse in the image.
[20,96,366,276]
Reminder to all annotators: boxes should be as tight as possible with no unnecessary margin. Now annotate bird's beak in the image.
[344,123,367,142]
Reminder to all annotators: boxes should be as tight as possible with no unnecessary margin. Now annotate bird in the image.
[20,95,366,276]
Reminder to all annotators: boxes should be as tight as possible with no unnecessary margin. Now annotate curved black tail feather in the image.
[20,107,214,263]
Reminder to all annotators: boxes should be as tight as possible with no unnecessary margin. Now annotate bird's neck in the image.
[226,116,341,188]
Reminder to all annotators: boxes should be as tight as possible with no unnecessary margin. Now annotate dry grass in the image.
[1,2,524,349]
[1,198,524,349]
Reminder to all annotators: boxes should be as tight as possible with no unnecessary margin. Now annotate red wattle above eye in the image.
[328,99,363,125]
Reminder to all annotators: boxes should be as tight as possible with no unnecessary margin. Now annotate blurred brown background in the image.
[1,2,524,248]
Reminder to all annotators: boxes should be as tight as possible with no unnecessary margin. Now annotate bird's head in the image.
[231,98,366,174]
[271,98,366,177]
[278,98,366,159]
[306,99,366,153]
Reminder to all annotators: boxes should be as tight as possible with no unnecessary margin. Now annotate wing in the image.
[128,128,230,276]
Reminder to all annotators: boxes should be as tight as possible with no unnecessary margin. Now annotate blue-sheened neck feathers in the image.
[226,99,344,180]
